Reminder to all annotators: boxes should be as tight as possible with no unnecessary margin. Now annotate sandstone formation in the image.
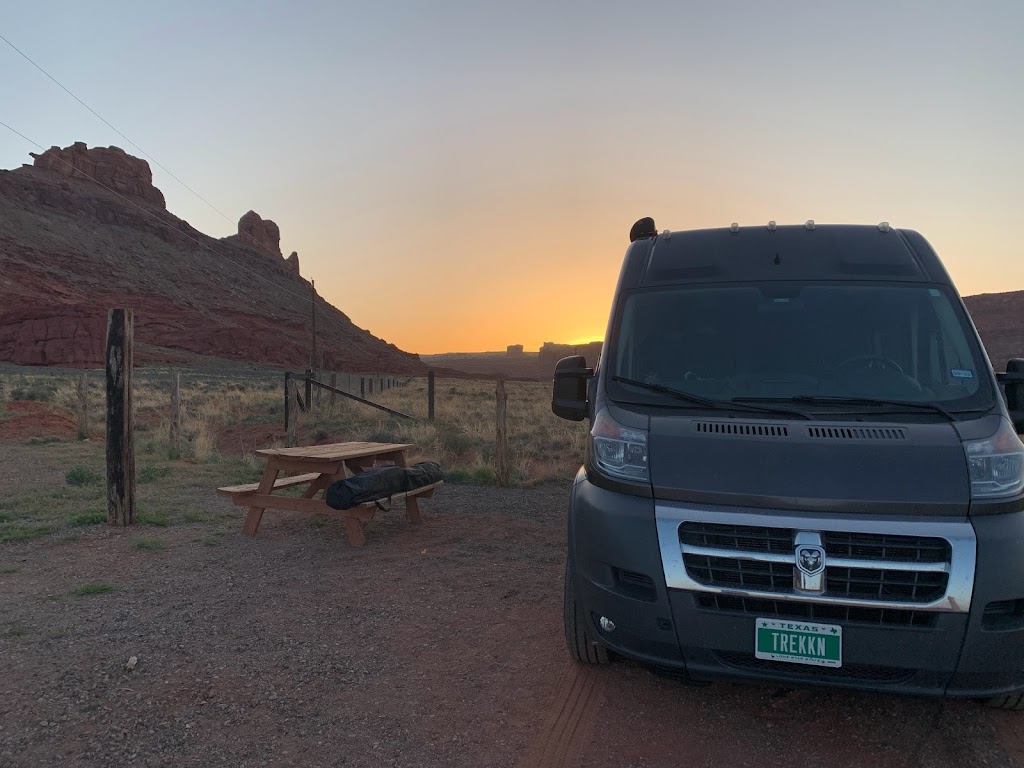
[235,210,281,257]
[506,344,524,356]
[286,251,300,274]
[29,142,165,207]
[0,144,425,372]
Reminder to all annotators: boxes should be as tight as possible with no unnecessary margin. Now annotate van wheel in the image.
[564,558,610,665]
[985,693,1024,711]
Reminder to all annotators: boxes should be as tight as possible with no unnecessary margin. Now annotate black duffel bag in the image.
[325,461,443,511]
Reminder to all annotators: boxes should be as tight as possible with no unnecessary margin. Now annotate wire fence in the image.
[0,363,586,485]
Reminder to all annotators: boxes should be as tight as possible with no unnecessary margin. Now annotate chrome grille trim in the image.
[679,544,950,573]
[656,504,976,613]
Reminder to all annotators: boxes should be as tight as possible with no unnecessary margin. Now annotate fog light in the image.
[599,616,616,632]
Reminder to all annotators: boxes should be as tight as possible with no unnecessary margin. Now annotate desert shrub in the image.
[65,467,101,487]
[138,465,171,484]
[440,430,473,456]
[68,511,105,526]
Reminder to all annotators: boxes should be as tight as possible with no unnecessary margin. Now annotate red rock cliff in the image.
[29,142,165,208]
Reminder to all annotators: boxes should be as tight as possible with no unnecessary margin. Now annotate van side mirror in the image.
[997,358,1024,434]
[552,355,592,421]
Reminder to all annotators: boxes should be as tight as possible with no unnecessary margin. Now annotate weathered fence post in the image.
[330,372,337,409]
[496,379,510,486]
[283,372,291,433]
[106,309,135,526]
[169,370,181,458]
[369,378,374,396]
[427,370,435,421]
[304,368,313,412]
[287,380,299,448]
[76,373,88,440]
[360,377,365,398]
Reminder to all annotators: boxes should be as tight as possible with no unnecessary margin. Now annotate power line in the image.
[0,32,234,224]
[0,118,316,307]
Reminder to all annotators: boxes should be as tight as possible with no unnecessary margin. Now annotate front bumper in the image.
[568,472,1024,698]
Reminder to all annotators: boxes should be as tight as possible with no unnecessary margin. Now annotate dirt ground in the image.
[4,451,1024,767]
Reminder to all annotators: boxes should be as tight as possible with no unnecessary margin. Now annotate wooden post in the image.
[76,373,88,440]
[330,372,337,408]
[287,380,298,448]
[310,280,317,371]
[304,368,313,412]
[360,377,365,398]
[369,378,374,396]
[283,372,291,433]
[496,378,510,486]
[427,370,435,421]
[105,309,135,526]
[169,370,181,458]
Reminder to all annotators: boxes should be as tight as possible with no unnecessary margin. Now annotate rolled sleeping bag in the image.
[325,461,443,510]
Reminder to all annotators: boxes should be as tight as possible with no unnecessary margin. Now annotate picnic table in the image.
[216,441,441,546]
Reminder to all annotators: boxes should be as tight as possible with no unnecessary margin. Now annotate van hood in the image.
[647,415,970,517]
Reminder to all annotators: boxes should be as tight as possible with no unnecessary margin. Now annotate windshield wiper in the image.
[732,395,959,422]
[611,376,813,420]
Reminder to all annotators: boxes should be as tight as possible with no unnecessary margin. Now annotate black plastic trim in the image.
[584,459,653,499]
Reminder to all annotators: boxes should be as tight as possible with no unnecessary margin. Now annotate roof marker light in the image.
[662,229,672,239]
[730,222,740,233]
[767,220,776,231]
[878,221,891,233]
[805,220,815,230]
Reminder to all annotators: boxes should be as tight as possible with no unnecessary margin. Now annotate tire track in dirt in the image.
[516,664,605,768]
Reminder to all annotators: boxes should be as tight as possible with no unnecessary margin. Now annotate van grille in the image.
[694,594,937,628]
[679,522,951,606]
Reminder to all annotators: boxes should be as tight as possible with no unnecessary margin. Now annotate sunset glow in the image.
[2,1,1022,355]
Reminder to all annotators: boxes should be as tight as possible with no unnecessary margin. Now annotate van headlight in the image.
[591,409,649,482]
[965,419,1024,499]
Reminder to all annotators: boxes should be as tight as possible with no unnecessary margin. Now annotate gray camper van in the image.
[551,219,1024,707]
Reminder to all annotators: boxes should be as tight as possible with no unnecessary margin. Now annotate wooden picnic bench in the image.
[216,441,441,546]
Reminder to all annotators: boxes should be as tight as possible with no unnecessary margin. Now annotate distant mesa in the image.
[28,142,165,208]
[506,344,524,356]
[539,341,603,370]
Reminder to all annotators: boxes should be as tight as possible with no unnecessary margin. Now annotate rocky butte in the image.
[0,142,423,372]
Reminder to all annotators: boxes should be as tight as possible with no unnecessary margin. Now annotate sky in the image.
[2,0,1023,354]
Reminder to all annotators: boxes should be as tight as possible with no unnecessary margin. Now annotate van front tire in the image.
[564,559,610,665]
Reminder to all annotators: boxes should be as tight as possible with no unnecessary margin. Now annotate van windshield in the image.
[610,283,993,412]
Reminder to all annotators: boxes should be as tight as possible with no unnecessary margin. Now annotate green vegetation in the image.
[135,538,165,551]
[135,511,171,527]
[0,523,57,543]
[68,510,106,526]
[72,583,113,596]
[65,467,101,487]
[445,465,498,486]
[138,464,172,484]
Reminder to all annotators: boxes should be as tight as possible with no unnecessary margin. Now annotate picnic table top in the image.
[254,441,413,463]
